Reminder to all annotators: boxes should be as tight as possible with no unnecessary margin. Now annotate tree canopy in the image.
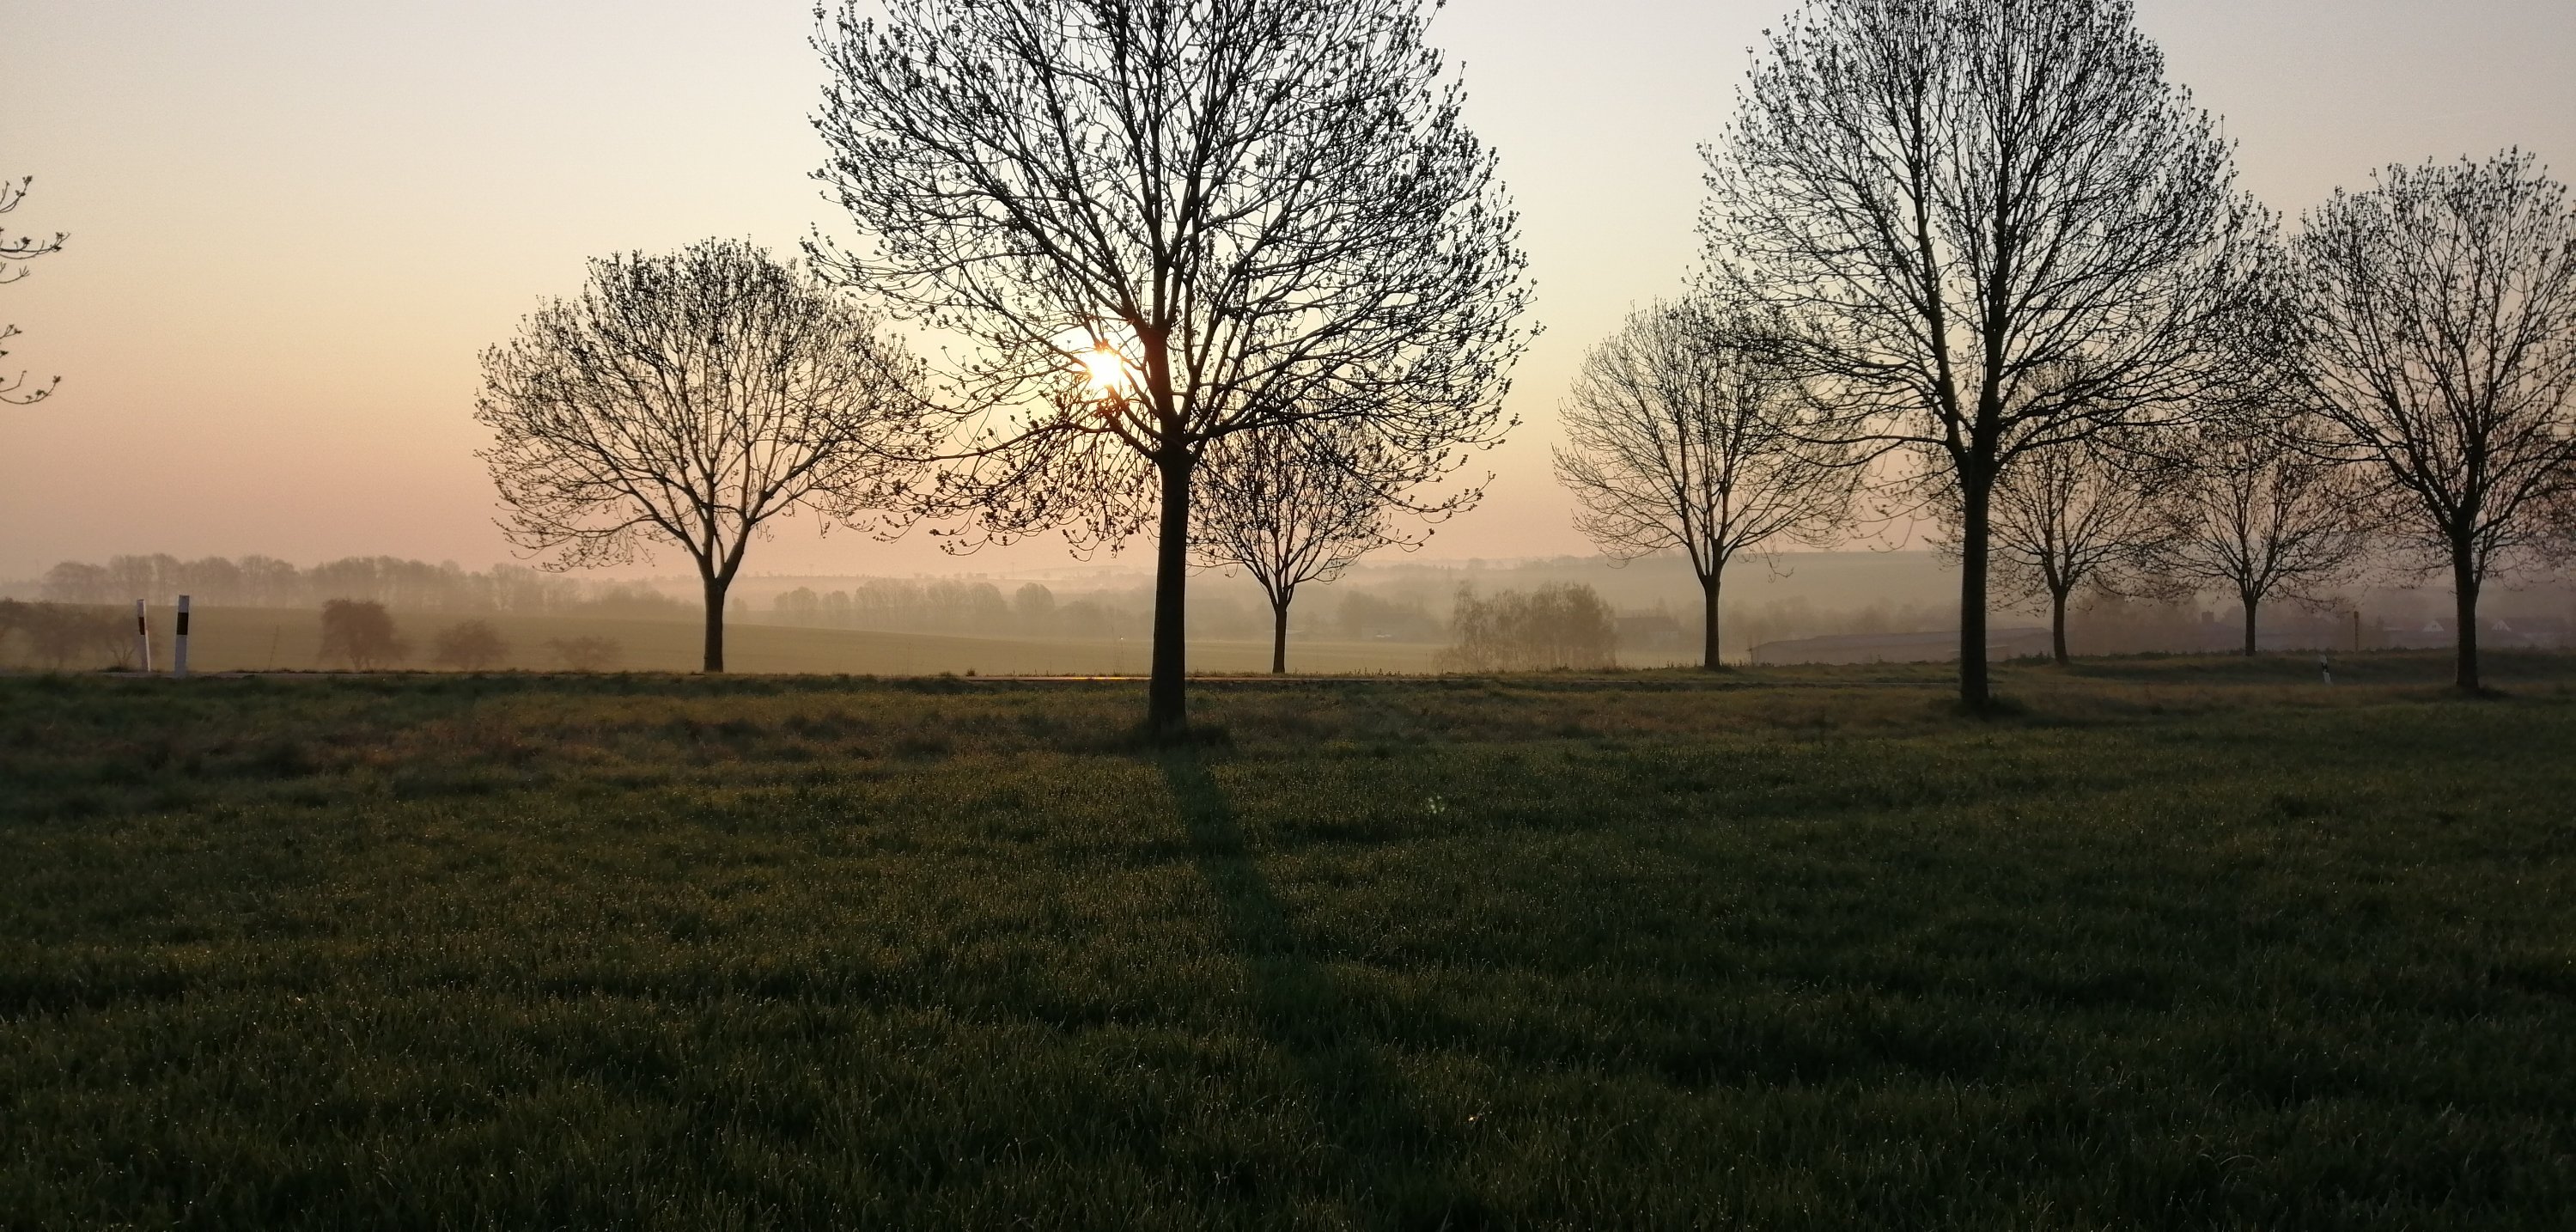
[475,239,935,672]
[1702,0,2271,705]
[813,0,1530,730]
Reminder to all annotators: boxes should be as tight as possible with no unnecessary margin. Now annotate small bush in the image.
[0,601,133,669]
[319,599,408,670]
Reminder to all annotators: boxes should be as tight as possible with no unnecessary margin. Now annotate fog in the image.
[11,547,2569,673]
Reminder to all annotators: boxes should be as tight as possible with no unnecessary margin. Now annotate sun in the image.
[1081,344,1131,393]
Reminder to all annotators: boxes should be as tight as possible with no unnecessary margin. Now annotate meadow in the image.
[11,604,1453,676]
[2,654,2572,1229]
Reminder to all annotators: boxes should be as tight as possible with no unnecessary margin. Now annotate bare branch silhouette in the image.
[1939,438,2168,664]
[0,175,68,406]
[2286,150,2576,691]
[1193,419,1438,674]
[1553,300,1860,668]
[813,0,1531,733]
[2147,412,2375,656]
[475,239,936,673]
[1701,0,2272,707]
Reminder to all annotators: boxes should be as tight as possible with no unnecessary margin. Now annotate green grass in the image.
[2,655,2572,1229]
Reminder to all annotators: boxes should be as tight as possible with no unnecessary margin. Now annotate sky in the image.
[3,0,2571,582]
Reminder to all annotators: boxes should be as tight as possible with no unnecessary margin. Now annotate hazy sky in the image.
[3,0,2571,582]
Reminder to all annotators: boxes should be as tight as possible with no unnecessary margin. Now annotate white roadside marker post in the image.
[134,600,153,674]
[174,595,192,679]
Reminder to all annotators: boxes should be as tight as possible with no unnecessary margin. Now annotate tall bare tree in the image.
[813,0,1530,735]
[1192,421,1434,674]
[1553,300,1859,669]
[1968,439,2167,664]
[2287,151,2576,692]
[2148,416,2373,656]
[1700,0,2270,709]
[2,175,66,406]
[476,239,933,673]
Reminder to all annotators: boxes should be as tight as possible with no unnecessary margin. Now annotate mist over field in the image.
[9,548,2570,675]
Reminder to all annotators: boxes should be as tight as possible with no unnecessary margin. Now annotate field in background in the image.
[3,655,2572,1228]
[14,605,1457,676]
[19,547,2570,668]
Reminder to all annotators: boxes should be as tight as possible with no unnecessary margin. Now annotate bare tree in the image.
[1700,0,2270,709]
[1553,300,1859,669]
[2287,151,2576,692]
[1192,420,1438,674]
[476,239,933,673]
[813,0,1530,735]
[2148,416,2373,656]
[2,175,66,406]
[1967,439,2167,664]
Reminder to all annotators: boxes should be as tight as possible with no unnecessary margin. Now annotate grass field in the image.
[3,655,2573,1229]
[15,605,1452,676]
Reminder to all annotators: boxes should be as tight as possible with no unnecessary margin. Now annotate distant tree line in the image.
[1444,584,1620,672]
[769,579,1083,637]
[0,595,640,674]
[761,577,1447,646]
[27,554,684,616]
[313,602,624,674]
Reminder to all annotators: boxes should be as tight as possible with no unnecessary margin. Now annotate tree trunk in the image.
[1958,471,1994,710]
[1148,452,1195,735]
[1702,571,1724,671]
[2451,542,2482,692]
[2049,585,2070,666]
[701,572,728,674]
[1270,597,1289,675]
[2241,595,2260,657]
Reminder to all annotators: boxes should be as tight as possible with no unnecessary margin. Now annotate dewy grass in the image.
[1,656,2571,1229]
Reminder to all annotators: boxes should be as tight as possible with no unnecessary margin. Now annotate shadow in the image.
[1160,750,1486,1227]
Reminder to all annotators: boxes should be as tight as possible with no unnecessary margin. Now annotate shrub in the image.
[319,600,408,670]
[0,601,131,669]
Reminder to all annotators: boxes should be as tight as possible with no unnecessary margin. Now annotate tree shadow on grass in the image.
[1160,750,1490,1229]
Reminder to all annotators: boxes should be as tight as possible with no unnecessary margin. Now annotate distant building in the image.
[1749,626,2051,666]
[2498,617,2573,649]
[2378,616,2571,651]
